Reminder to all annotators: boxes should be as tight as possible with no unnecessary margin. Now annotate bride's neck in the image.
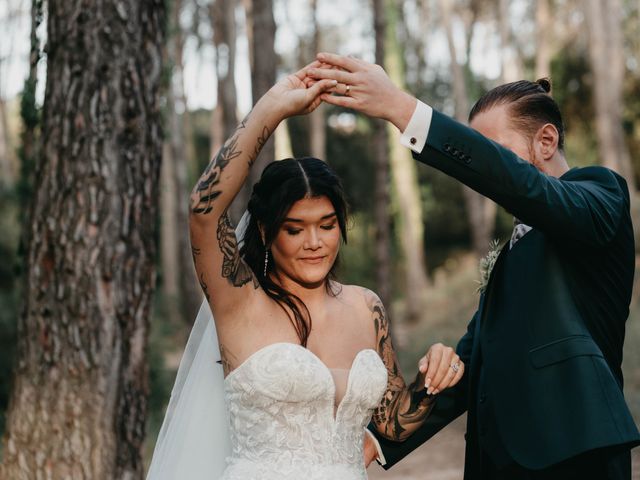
[270,273,331,306]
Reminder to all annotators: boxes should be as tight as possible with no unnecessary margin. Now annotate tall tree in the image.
[161,0,202,325]
[309,0,326,161]
[211,0,243,221]
[440,0,495,258]
[372,0,392,313]
[535,0,552,79]
[584,0,636,191]
[385,0,430,323]
[0,1,166,478]
[234,0,276,219]
[0,94,14,187]
[498,0,523,82]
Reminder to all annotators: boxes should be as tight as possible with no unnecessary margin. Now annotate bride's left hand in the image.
[264,61,337,119]
[418,343,464,395]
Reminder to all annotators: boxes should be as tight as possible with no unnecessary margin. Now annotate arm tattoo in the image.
[190,135,242,215]
[367,290,434,441]
[217,212,259,288]
[251,126,270,167]
[198,272,211,302]
[218,344,238,377]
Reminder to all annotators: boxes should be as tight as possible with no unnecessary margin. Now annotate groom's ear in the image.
[536,123,560,160]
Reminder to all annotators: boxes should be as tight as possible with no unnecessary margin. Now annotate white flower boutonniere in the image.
[477,239,501,294]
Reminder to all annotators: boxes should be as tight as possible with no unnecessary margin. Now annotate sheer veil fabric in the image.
[146,213,251,480]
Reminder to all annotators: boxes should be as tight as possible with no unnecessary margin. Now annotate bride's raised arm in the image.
[188,65,336,320]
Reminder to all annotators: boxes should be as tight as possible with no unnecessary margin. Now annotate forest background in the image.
[0,0,639,478]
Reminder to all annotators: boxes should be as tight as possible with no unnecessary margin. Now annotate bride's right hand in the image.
[263,62,337,119]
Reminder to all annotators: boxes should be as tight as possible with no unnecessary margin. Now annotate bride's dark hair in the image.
[240,157,348,347]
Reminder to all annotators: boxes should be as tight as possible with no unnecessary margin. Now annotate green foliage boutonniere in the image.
[477,239,501,294]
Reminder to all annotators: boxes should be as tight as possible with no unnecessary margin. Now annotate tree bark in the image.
[385,0,430,323]
[0,1,166,479]
[584,0,636,191]
[232,0,277,222]
[372,0,392,312]
[247,0,276,172]
[0,97,15,188]
[535,0,552,79]
[210,0,243,221]
[440,0,495,258]
[498,0,523,82]
[309,0,326,161]
[162,0,202,325]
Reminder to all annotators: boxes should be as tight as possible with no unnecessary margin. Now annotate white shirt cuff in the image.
[365,428,387,466]
[399,100,433,154]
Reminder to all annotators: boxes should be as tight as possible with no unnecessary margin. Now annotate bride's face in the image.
[269,195,341,288]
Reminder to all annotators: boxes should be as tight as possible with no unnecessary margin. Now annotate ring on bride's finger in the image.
[345,84,351,95]
[451,362,460,373]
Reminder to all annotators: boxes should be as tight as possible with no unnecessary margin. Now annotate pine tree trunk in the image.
[247,0,276,173]
[535,0,552,79]
[0,97,14,187]
[372,0,392,311]
[584,0,636,191]
[440,0,495,258]
[230,0,276,222]
[498,0,523,82]
[0,1,166,479]
[385,0,429,323]
[211,0,244,222]
[309,0,326,161]
[162,0,201,325]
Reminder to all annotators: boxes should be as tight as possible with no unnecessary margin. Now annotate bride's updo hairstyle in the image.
[240,157,348,347]
[468,77,565,152]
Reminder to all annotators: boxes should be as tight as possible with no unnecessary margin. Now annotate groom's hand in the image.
[418,343,464,395]
[306,52,417,132]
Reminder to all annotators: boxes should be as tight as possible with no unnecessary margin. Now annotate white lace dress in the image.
[221,342,388,480]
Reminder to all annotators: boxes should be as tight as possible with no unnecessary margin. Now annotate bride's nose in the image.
[304,228,321,250]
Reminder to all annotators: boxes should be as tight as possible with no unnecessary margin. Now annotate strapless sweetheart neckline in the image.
[225,342,377,420]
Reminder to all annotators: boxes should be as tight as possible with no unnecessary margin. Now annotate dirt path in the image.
[367,416,640,479]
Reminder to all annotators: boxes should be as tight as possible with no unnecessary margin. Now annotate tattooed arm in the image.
[188,64,337,317]
[365,290,464,441]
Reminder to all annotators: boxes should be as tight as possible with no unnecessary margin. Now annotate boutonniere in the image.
[477,239,501,294]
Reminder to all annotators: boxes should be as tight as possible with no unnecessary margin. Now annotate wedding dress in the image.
[221,342,388,479]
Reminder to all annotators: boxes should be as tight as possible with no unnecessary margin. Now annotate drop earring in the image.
[263,249,269,277]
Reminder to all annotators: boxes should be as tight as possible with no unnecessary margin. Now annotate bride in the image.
[147,62,464,479]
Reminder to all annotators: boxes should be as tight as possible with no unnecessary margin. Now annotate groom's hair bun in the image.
[535,77,552,93]
[469,77,564,151]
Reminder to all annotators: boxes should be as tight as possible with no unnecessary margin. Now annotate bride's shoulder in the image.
[336,284,387,313]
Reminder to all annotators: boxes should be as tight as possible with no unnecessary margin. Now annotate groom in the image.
[308,53,640,479]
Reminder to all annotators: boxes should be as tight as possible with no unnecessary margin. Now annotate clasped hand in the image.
[269,53,416,131]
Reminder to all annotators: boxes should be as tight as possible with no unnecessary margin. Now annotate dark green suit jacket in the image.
[371,110,640,475]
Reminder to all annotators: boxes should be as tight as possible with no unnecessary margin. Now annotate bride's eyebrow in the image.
[283,212,337,223]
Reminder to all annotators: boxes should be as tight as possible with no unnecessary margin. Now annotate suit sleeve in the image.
[368,309,477,469]
[417,110,628,248]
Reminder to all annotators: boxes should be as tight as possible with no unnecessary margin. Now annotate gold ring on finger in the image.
[345,84,351,95]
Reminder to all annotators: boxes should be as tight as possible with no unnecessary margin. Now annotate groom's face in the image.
[470,104,544,172]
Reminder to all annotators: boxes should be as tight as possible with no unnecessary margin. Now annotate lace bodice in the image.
[221,342,388,480]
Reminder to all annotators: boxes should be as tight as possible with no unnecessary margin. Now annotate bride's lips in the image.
[300,256,326,264]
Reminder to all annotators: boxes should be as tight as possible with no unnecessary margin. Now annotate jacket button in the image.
[463,154,472,164]
[444,143,452,152]
[480,394,487,403]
